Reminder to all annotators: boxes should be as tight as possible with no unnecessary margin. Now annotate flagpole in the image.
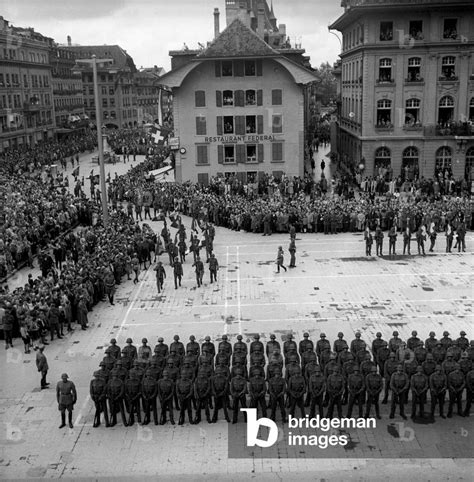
[91,55,110,226]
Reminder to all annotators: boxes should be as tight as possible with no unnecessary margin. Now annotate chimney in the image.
[257,7,265,38]
[214,8,220,39]
[67,35,71,46]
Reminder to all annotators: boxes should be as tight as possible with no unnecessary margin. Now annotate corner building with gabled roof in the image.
[159,1,319,185]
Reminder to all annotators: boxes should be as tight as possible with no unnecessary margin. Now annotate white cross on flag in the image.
[150,125,170,145]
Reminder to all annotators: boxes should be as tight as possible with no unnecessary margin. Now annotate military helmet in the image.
[126,338,133,344]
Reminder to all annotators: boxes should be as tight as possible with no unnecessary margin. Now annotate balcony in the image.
[403,123,423,131]
[23,101,41,112]
[423,123,473,137]
[438,75,458,82]
[405,77,424,85]
[375,123,394,131]
[376,78,395,85]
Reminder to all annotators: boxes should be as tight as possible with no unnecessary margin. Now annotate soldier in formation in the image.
[87,329,473,428]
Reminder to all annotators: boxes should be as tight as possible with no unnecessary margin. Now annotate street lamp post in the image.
[75,55,113,226]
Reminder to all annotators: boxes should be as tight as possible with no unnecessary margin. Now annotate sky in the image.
[3,0,343,72]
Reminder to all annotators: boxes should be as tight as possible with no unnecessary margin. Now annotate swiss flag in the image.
[150,124,170,145]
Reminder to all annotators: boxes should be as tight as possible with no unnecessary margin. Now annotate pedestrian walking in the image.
[276,246,287,273]
[36,345,49,389]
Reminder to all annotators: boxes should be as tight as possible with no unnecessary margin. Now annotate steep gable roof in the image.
[197,18,279,59]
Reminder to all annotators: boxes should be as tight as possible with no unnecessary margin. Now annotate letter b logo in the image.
[241,408,278,448]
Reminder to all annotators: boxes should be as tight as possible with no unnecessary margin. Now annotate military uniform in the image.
[56,375,77,429]
[211,373,230,423]
[326,369,345,418]
[194,373,212,424]
[308,370,326,418]
[173,258,183,289]
[186,336,201,356]
[429,368,447,418]
[365,369,383,419]
[410,369,428,418]
[107,375,128,426]
[158,373,175,425]
[218,336,233,357]
[176,377,194,425]
[192,258,204,287]
[266,336,281,358]
[154,339,169,358]
[463,369,474,417]
[288,373,306,418]
[230,373,248,424]
[447,369,465,418]
[249,374,267,417]
[268,373,287,422]
[425,334,438,353]
[141,375,159,425]
[124,375,142,425]
[90,375,109,427]
[382,356,398,403]
[389,369,409,419]
[347,369,365,418]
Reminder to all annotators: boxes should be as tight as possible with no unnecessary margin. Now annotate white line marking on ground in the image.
[116,268,151,342]
[74,394,91,426]
[122,312,471,327]
[223,245,229,335]
[236,246,242,334]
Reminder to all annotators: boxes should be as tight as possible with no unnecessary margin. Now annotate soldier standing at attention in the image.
[211,371,230,423]
[364,366,383,419]
[158,369,175,425]
[176,374,194,425]
[410,366,429,419]
[268,370,287,422]
[194,371,212,424]
[107,373,128,427]
[430,365,447,419]
[90,372,109,427]
[447,366,465,418]
[249,372,267,418]
[125,373,142,426]
[57,373,77,429]
[141,374,159,425]
[389,364,409,419]
[326,365,345,419]
[308,366,326,419]
[346,366,365,419]
[288,366,306,418]
[230,367,248,424]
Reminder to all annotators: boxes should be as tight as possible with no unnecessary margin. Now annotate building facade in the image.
[65,44,138,129]
[50,43,85,131]
[0,16,55,152]
[330,0,474,183]
[159,0,318,185]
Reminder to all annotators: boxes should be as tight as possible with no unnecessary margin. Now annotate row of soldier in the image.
[89,330,474,427]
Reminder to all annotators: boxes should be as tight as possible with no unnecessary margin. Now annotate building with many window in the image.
[65,44,138,129]
[158,0,318,185]
[0,16,55,152]
[329,0,474,183]
[50,40,85,133]
[135,66,171,126]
